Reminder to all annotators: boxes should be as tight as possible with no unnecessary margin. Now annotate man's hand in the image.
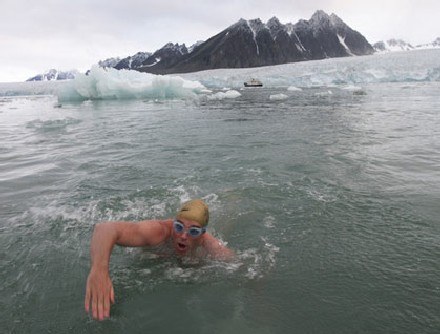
[84,220,167,321]
[85,267,115,321]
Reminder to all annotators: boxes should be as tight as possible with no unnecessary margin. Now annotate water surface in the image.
[1,51,440,333]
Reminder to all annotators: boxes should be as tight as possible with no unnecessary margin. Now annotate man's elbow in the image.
[92,222,119,240]
[93,222,110,234]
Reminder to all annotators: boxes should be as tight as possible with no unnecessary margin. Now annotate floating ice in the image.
[269,93,288,101]
[287,86,302,91]
[341,85,366,95]
[314,90,333,96]
[26,117,81,132]
[206,90,241,100]
[342,85,363,91]
[57,66,206,102]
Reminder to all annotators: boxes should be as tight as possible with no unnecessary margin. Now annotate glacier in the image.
[0,49,439,101]
[181,49,440,89]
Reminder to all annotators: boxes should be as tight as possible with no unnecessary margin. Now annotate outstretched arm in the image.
[84,220,169,320]
[84,223,116,321]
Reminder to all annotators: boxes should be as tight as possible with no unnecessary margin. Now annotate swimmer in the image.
[84,199,234,320]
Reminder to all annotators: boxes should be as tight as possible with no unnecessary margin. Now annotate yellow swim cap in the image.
[176,199,209,227]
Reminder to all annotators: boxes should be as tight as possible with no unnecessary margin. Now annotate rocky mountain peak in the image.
[267,16,281,27]
[329,13,346,29]
[267,17,285,38]
[247,18,266,34]
[161,42,188,54]
[309,10,331,29]
[233,18,249,30]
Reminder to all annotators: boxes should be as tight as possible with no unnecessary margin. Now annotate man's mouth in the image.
[177,242,187,251]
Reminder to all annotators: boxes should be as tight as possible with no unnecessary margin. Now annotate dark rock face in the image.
[373,41,387,52]
[114,52,151,70]
[96,10,374,76]
[137,10,374,75]
[137,43,188,73]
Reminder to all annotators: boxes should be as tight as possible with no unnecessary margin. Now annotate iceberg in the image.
[57,66,206,102]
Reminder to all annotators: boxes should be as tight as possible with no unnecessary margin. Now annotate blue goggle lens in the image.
[173,221,205,238]
[174,221,184,233]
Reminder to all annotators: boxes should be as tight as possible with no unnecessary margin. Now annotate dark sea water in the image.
[1,50,440,333]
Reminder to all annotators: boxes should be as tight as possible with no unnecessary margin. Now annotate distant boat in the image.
[244,78,263,87]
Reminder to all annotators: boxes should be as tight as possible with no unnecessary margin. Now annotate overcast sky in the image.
[1,0,438,82]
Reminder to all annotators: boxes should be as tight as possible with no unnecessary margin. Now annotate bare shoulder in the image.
[111,219,172,247]
[135,219,173,246]
[201,233,235,261]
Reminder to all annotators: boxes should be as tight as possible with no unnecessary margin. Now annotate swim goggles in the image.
[173,220,206,238]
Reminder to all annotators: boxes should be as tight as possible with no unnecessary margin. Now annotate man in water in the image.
[84,199,234,321]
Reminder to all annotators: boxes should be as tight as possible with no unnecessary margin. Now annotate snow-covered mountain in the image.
[26,69,79,81]
[373,39,414,52]
[374,37,440,53]
[415,37,440,50]
[98,57,121,68]
[99,41,203,72]
[113,52,152,70]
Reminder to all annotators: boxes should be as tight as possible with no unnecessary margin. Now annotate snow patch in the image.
[144,57,162,67]
[292,32,306,52]
[246,20,260,55]
[337,34,354,56]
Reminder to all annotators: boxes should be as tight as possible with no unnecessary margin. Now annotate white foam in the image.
[263,215,276,228]
[287,86,302,91]
[235,236,280,280]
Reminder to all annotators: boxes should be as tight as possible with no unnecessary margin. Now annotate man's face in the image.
[171,218,204,256]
